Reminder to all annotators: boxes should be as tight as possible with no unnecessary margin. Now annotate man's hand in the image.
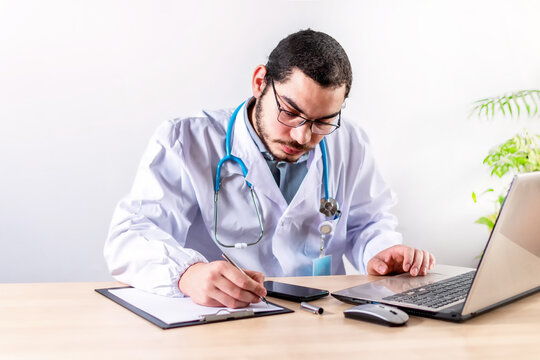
[367,245,436,276]
[178,261,267,308]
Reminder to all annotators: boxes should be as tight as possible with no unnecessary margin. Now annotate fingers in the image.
[420,250,433,275]
[367,256,390,275]
[408,248,436,276]
[215,266,265,305]
[206,263,265,308]
[212,276,254,308]
[408,249,424,276]
[244,269,266,287]
[370,245,436,277]
[178,261,267,308]
[402,247,415,273]
[221,264,266,297]
[419,250,436,275]
[429,252,436,271]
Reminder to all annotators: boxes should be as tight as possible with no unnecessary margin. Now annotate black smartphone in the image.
[263,281,329,302]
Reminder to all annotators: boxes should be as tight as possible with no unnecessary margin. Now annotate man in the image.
[104,29,435,308]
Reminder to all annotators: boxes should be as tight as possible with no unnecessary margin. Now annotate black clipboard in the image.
[95,286,293,329]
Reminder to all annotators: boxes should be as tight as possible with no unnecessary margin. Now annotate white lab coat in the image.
[104,101,402,297]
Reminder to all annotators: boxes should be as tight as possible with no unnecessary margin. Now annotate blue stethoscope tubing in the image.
[214,102,331,200]
[213,102,338,248]
[215,102,252,191]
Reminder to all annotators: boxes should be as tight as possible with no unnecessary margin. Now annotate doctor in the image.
[104,29,435,308]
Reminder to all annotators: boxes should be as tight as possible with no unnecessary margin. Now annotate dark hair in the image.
[265,29,353,98]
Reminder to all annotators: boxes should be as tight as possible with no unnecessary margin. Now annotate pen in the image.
[300,302,324,315]
[221,253,269,306]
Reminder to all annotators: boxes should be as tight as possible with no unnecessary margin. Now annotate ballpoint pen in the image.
[221,253,269,306]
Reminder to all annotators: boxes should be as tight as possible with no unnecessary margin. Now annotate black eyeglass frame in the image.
[270,78,341,135]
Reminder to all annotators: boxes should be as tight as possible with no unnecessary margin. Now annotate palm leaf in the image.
[472,90,540,119]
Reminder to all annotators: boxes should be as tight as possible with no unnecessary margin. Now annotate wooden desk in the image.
[1,275,539,359]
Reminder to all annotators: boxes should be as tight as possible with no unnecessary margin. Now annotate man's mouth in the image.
[280,144,304,156]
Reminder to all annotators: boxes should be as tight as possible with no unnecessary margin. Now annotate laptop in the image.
[332,172,540,322]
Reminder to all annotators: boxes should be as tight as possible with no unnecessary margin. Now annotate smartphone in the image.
[263,281,329,302]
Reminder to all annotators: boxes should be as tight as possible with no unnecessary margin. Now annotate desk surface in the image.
[1,275,539,360]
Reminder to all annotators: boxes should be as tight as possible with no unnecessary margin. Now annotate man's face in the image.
[252,68,346,163]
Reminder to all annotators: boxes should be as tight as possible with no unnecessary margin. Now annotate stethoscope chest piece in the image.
[319,197,340,218]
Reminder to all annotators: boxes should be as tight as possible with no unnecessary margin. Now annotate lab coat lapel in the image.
[230,101,287,209]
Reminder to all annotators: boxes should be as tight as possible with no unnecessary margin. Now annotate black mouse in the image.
[344,303,409,326]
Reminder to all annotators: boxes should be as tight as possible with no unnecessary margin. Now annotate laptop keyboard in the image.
[383,271,476,309]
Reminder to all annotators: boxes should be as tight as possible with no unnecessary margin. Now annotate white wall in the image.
[1,0,539,282]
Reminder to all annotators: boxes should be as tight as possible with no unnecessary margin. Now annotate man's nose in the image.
[290,123,312,145]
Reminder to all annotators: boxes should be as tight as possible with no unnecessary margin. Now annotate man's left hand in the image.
[367,245,436,276]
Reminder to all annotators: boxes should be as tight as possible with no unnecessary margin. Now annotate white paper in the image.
[109,287,281,325]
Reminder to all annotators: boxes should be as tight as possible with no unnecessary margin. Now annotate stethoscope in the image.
[214,102,341,249]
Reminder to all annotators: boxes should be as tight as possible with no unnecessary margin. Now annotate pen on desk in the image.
[300,302,324,315]
[221,253,269,306]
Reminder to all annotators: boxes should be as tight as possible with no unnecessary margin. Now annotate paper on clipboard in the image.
[108,287,282,325]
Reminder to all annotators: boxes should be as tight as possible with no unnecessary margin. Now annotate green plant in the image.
[472,90,540,119]
[472,90,540,234]
[472,130,540,232]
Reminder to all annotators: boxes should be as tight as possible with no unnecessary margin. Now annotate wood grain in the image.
[1,276,539,360]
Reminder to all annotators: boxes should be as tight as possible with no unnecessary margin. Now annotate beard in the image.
[253,95,313,163]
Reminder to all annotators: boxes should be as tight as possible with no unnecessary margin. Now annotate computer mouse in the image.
[344,303,409,326]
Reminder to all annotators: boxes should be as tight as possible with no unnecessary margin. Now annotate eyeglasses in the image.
[270,78,341,135]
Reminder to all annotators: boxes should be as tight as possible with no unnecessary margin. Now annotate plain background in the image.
[1,0,540,283]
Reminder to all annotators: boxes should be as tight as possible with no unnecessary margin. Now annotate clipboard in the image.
[95,286,293,329]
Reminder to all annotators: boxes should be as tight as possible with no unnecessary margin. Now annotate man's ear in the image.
[251,65,267,99]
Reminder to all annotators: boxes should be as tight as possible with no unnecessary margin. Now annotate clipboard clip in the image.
[199,309,254,323]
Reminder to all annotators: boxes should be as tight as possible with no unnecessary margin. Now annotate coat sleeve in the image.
[344,127,403,273]
[104,119,208,297]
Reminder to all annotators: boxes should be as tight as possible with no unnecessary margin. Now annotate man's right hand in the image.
[178,261,267,308]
